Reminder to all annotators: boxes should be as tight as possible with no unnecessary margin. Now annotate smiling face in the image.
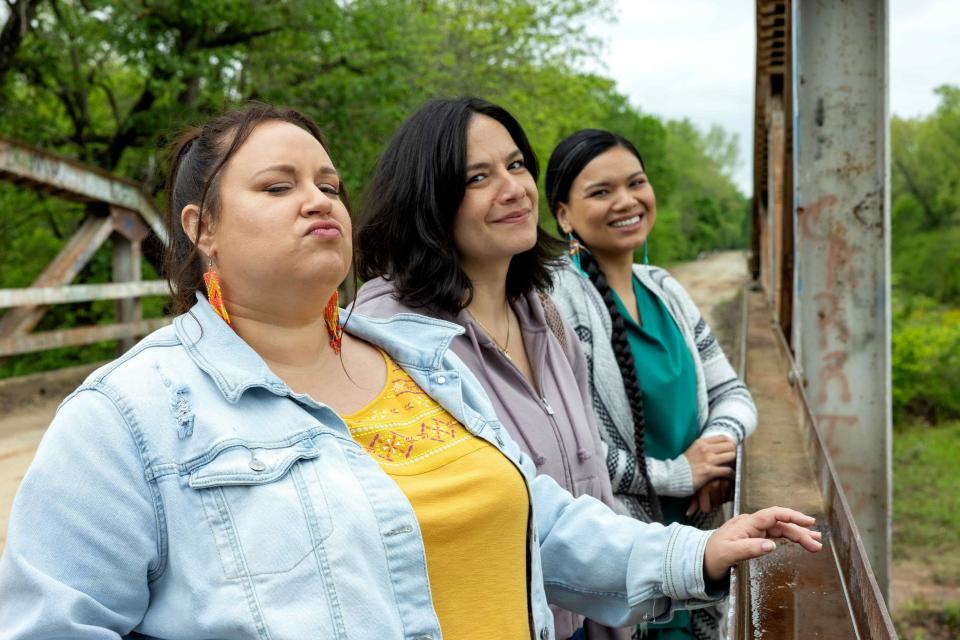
[556,145,656,261]
[452,114,539,276]
[184,120,351,309]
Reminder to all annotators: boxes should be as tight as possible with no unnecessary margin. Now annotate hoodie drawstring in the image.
[548,349,593,463]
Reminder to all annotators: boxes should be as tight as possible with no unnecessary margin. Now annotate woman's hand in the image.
[703,507,823,581]
[683,435,737,490]
[686,478,733,517]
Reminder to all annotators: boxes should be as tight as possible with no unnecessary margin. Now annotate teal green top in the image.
[612,274,700,636]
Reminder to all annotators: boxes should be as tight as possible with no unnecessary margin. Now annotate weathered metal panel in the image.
[0,136,166,242]
[0,281,169,308]
[768,97,786,313]
[0,318,170,357]
[794,0,891,599]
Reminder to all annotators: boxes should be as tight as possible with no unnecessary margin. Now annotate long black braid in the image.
[578,248,664,523]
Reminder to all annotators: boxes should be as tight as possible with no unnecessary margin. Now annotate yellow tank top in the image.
[342,352,530,639]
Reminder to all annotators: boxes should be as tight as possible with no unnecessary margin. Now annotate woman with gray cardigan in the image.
[546,129,758,640]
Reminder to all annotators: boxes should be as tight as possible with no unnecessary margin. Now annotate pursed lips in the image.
[304,220,343,237]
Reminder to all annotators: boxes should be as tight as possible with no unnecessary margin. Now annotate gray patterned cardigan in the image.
[549,257,757,524]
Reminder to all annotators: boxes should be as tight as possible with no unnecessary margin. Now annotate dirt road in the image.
[669,250,749,332]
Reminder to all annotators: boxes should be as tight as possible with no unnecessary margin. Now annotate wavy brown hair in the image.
[162,103,339,314]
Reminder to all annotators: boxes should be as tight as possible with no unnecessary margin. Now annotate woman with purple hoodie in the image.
[353,97,632,640]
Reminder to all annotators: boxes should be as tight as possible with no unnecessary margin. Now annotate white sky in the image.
[588,0,960,195]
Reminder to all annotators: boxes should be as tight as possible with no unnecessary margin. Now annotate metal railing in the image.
[0,135,169,357]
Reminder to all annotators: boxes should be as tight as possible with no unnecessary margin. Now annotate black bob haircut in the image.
[355,97,565,315]
[545,128,646,218]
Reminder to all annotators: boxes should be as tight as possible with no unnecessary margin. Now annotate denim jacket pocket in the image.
[189,439,335,580]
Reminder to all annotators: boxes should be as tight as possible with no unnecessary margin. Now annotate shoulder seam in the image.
[84,384,170,582]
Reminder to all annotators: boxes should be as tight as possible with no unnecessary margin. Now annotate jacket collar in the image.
[175,294,464,403]
[341,309,464,371]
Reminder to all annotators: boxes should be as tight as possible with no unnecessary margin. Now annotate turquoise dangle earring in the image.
[566,232,583,272]
[642,240,650,265]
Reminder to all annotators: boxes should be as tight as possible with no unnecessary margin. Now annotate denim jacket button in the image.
[248,457,266,472]
[436,375,446,385]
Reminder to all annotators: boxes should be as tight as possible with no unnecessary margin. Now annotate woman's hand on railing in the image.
[685,478,733,517]
[683,435,736,490]
[703,506,823,581]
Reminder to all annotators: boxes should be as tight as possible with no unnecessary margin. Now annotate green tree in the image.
[891,85,960,306]
[0,0,749,377]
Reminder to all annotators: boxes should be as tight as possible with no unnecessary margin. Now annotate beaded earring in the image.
[566,232,583,272]
[324,291,343,354]
[203,262,231,325]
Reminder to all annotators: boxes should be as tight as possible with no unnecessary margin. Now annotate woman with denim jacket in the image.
[0,104,820,639]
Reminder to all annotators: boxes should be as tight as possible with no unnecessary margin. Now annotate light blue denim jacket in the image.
[0,297,721,639]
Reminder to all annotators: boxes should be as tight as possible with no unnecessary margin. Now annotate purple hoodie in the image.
[352,277,630,640]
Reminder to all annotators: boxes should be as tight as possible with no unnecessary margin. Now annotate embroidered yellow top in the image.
[342,352,530,639]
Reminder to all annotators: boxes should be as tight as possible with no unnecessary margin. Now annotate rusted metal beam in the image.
[729,291,895,639]
[794,0,891,597]
[0,318,170,357]
[726,286,749,640]
[110,205,151,243]
[0,281,169,308]
[0,214,114,338]
[0,135,166,243]
[777,298,896,639]
[112,234,143,354]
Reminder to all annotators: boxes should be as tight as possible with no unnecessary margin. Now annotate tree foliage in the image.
[891,85,960,305]
[890,85,960,422]
[0,0,748,377]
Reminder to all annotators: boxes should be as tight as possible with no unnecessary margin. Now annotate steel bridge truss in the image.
[0,136,169,357]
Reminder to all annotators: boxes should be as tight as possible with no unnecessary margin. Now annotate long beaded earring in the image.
[567,232,583,272]
[324,291,343,354]
[203,262,231,325]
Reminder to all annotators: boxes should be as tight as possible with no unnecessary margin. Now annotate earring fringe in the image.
[203,264,231,325]
[325,292,343,354]
[567,232,584,273]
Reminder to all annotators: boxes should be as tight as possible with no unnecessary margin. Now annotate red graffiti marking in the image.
[817,414,859,431]
[817,414,860,465]
[826,222,858,290]
[802,195,859,410]
[818,351,852,405]
[798,194,838,240]
[814,291,850,350]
